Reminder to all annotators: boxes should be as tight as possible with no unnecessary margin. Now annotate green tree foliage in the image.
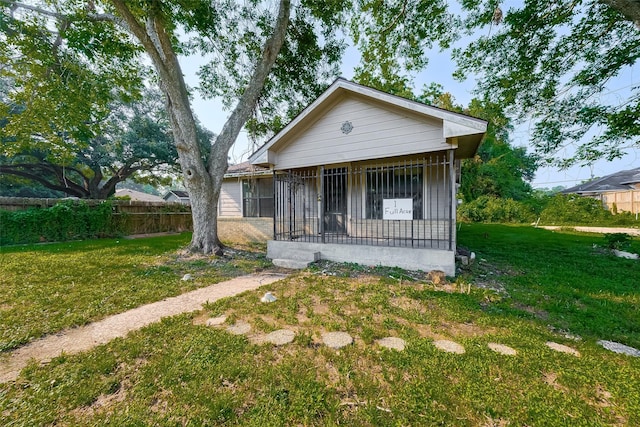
[1,0,352,254]
[0,174,65,198]
[0,4,144,159]
[457,195,534,223]
[195,1,347,141]
[350,0,457,96]
[539,193,613,224]
[455,0,640,167]
[0,88,194,199]
[418,84,538,202]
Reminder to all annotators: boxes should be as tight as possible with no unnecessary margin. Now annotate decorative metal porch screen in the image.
[273,153,455,250]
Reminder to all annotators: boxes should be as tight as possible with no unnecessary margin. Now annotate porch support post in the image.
[448,149,455,252]
[320,165,325,243]
[288,170,293,240]
[272,169,277,240]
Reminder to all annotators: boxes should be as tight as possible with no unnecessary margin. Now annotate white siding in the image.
[219,180,242,217]
[274,96,449,169]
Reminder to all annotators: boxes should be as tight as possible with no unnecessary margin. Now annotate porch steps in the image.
[271,251,321,270]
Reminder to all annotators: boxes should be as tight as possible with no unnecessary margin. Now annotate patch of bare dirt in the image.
[310,298,330,315]
[437,321,497,338]
[389,297,427,313]
[514,303,549,320]
[295,306,310,324]
[542,371,568,392]
[482,416,511,427]
[71,384,127,418]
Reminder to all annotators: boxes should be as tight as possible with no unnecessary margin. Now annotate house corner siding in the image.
[218,217,271,244]
[219,180,242,217]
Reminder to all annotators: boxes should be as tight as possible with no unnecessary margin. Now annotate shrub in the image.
[604,233,632,251]
[457,196,534,223]
[0,200,119,245]
[538,194,612,225]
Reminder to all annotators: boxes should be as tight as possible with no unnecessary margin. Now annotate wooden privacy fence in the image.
[0,197,193,235]
[600,190,640,215]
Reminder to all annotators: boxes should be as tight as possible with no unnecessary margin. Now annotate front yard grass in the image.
[0,233,272,352]
[1,224,639,425]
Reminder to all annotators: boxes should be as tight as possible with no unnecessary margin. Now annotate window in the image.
[366,165,423,219]
[242,178,274,217]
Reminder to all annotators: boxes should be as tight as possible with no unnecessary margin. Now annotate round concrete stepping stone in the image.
[597,340,640,357]
[376,337,406,351]
[546,341,580,357]
[433,339,465,354]
[488,342,517,356]
[226,321,251,335]
[322,332,353,349]
[264,329,296,345]
[206,315,227,326]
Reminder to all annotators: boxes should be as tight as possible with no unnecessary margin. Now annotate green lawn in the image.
[1,225,639,426]
[0,234,272,352]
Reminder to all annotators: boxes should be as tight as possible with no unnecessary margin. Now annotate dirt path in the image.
[0,273,287,383]
[539,226,640,236]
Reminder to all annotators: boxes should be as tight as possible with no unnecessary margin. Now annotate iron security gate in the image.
[273,152,455,250]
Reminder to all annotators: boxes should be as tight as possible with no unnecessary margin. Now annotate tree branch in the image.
[0,1,66,19]
[210,0,291,173]
[0,165,87,197]
[600,0,640,28]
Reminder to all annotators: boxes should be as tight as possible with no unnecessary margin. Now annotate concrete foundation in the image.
[267,240,455,276]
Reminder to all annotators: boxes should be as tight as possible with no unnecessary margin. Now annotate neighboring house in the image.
[163,190,191,205]
[114,188,164,203]
[562,167,640,214]
[247,78,487,275]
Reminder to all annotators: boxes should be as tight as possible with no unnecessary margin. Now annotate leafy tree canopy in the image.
[0,2,144,160]
[0,87,205,199]
[454,0,640,167]
[418,83,538,202]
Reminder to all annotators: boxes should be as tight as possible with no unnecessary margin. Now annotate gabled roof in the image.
[163,190,189,199]
[248,78,487,166]
[562,167,640,194]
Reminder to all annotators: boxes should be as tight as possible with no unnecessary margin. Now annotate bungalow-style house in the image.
[562,167,640,214]
[163,189,191,205]
[244,78,487,275]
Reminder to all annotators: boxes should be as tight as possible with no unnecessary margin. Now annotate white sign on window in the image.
[383,198,413,220]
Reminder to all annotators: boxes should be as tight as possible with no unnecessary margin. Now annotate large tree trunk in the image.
[601,0,640,28]
[110,0,290,254]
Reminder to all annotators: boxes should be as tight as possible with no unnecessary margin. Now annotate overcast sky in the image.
[182,34,638,190]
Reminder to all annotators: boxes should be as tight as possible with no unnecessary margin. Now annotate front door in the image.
[323,167,347,233]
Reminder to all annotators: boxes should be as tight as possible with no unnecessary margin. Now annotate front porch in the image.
[269,154,458,274]
[268,240,456,275]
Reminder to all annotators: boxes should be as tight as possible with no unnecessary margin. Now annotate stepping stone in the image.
[227,321,251,335]
[206,315,227,326]
[322,332,353,349]
[433,339,465,354]
[597,340,640,357]
[376,337,406,351]
[488,342,517,356]
[263,329,295,345]
[546,341,580,357]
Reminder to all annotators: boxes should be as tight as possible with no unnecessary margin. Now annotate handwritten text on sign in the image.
[383,198,413,220]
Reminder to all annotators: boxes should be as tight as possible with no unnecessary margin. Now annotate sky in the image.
[182,28,639,190]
